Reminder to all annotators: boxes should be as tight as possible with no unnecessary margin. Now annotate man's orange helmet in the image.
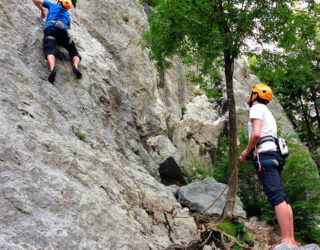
[59,0,71,10]
[251,83,273,103]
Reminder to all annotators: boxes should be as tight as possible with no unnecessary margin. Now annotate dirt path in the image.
[245,221,282,249]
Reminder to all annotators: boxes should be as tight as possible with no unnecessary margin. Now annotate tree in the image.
[140,0,319,220]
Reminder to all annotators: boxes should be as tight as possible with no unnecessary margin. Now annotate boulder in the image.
[177,177,246,222]
[167,185,181,198]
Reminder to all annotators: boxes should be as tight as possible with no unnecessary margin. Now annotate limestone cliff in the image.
[0,0,297,249]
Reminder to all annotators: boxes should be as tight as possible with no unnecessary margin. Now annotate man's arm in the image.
[240,118,262,161]
[32,0,46,19]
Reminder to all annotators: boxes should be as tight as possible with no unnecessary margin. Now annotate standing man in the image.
[239,84,298,248]
[32,0,82,83]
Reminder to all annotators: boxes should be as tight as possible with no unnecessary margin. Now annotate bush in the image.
[183,154,213,182]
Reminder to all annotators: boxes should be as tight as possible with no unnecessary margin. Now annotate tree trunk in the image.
[222,52,238,221]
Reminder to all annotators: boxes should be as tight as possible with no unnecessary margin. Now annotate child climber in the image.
[32,0,82,83]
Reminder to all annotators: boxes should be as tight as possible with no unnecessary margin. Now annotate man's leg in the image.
[275,201,298,247]
[47,54,56,70]
[288,204,299,247]
[72,56,82,78]
[72,55,80,69]
[43,27,57,83]
[47,54,56,83]
[65,38,82,78]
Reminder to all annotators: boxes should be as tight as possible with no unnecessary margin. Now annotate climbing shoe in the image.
[48,67,56,84]
[72,65,82,79]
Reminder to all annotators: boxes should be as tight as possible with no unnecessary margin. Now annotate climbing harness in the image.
[257,135,289,159]
[47,20,65,30]
[44,28,74,46]
[62,59,239,219]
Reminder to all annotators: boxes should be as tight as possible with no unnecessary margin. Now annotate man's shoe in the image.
[72,65,82,79]
[48,67,56,83]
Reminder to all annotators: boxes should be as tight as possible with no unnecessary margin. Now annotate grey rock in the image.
[167,185,181,198]
[177,177,246,222]
[274,243,320,250]
[249,216,259,222]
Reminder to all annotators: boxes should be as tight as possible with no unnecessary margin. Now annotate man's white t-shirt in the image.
[248,103,277,153]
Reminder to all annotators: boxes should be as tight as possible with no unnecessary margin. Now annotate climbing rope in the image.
[63,60,238,219]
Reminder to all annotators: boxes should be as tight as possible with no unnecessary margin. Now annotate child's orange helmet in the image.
[60,0,71,10]
[251,83,273,103]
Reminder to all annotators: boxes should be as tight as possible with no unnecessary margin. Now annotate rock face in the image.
[0,0,299,249]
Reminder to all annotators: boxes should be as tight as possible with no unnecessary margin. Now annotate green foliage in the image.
[140,0,318,95]
[185,70,222,99]
[76,132,85,141]
[216,221,254,248]
[71,125,86,141]
[183,154,213,182]
[216,221,236,236]
[197,215,209,223]
[71,0,77,8]
[213,135,231,184]
[159,153,166,160]
[181,105,187,113]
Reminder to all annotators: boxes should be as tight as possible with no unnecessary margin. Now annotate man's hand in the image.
[239,149,249,161]
[40,9,46,19]
[32,0,45,18]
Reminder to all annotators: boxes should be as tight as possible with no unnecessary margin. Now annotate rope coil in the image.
[63,60,238,219]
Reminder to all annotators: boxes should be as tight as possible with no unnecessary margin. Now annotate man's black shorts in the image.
[252,151,289,206]
[43,26,80,59]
